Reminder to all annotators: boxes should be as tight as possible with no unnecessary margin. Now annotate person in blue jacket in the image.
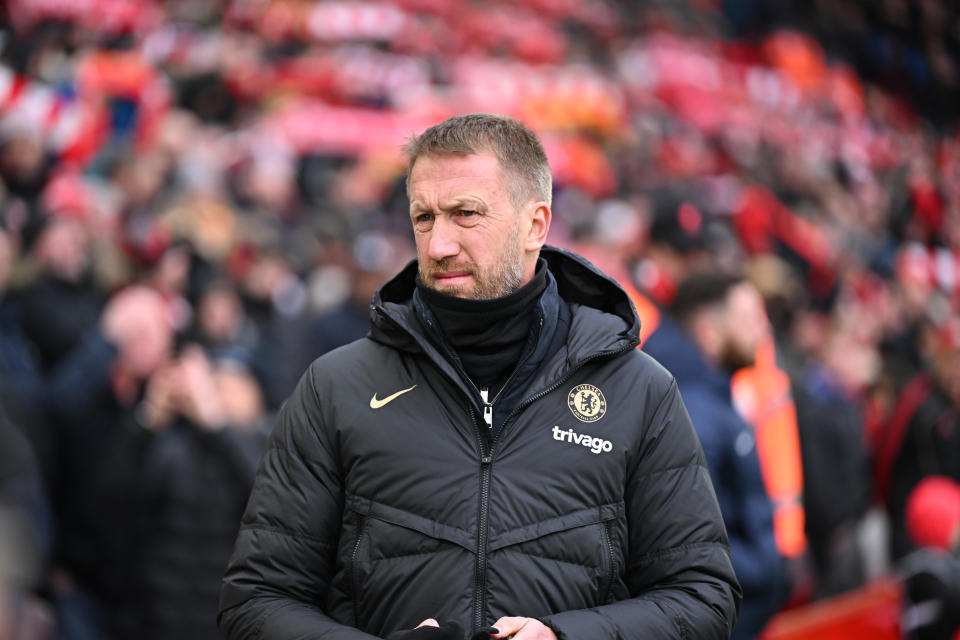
[644,272,785,640]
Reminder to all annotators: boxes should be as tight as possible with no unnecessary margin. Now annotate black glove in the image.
[384,621,466,640]
[470,627,500,640]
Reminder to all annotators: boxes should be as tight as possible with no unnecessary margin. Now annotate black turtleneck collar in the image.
[414,260,548,389]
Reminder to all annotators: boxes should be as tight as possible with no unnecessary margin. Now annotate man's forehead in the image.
[408,152,509,197]
[409,150,502,173]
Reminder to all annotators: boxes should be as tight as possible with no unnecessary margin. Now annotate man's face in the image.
[0,230,13,292]
[35,218,90,283]
[408,152,530,300]
[718,283,767,371]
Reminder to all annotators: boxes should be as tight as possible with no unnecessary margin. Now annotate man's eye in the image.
[458,210,477,217]
[415,213,434,223]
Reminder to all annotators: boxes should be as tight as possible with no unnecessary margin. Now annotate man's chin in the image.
[723,353,756,372]
[425,280,475,299]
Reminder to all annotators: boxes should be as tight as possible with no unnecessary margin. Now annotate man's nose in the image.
[426,215,460,261]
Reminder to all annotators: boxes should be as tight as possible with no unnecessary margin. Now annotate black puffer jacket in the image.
[219,247,740,639]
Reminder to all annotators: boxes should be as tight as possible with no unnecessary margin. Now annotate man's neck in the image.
[415,260,548,390]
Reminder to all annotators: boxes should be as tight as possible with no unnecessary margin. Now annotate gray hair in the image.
[403,113,552,208]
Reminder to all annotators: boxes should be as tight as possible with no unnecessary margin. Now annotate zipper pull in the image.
[480,386,493,429]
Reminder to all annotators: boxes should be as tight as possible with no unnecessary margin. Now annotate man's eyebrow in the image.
[410,198,486,214]
[439,198,485,211]
[409,201,430,214]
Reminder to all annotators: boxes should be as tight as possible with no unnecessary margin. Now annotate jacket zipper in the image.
[351,518,369,627]
[470,340,633,630]
[471,316,544,628]
[393,305,635,630]
[471,406,492,631]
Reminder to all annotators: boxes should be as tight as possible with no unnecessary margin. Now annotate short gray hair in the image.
[403,113,552,207]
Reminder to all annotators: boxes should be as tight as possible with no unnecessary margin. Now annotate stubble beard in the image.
[420,226,525,300]
[718,339,756,372]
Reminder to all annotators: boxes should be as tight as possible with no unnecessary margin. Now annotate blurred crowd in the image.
[0,0,959,638]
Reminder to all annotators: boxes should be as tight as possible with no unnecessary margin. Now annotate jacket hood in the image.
[369,246,640,362]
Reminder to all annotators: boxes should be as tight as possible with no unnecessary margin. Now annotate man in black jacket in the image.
[219,114,741,639]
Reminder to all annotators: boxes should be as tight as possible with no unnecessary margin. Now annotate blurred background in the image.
[0,0,959,638]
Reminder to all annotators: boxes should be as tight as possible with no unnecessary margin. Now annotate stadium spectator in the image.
[136,344,268,640]
[644,273,786,639]
[884,316,960,561]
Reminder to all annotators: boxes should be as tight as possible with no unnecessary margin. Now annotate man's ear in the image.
[524,201,551,252]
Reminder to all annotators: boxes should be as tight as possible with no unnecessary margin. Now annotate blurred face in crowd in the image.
[115,151,171,209]
[199,286,243,344]
[694,281,768,372]
[152,245,191,294]
[408,151,549,299]
[936,347,960,406]
[114,290,174,380]
[0,134,44,186]
[35,218,90,283]
[0,230,13,292]
[929,321,960,406]
[717,282,768,371]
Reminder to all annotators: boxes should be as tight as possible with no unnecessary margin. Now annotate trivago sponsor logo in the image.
[552,425,613,454]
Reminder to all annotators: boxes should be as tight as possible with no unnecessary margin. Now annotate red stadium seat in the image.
[760,578,902,640]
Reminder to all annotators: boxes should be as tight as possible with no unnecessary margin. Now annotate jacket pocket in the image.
[486,501,622,552]
[346,494,475,552]
[343,496,476,634]
[485,502,624,615]
[599,520,616,605]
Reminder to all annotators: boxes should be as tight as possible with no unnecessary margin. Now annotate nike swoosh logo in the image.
[370,385,417,409]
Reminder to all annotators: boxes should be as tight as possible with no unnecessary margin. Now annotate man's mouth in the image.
[431,271,473,286]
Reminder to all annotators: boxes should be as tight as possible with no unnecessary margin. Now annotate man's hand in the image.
[139,361,177,430]
[173,345,226,430]
[490,617,557,640]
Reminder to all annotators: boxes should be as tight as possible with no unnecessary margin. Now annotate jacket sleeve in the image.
[541,378,741,639]
[218,364,380,640]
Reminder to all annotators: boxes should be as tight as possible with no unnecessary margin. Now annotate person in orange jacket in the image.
[633,194,810,605]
